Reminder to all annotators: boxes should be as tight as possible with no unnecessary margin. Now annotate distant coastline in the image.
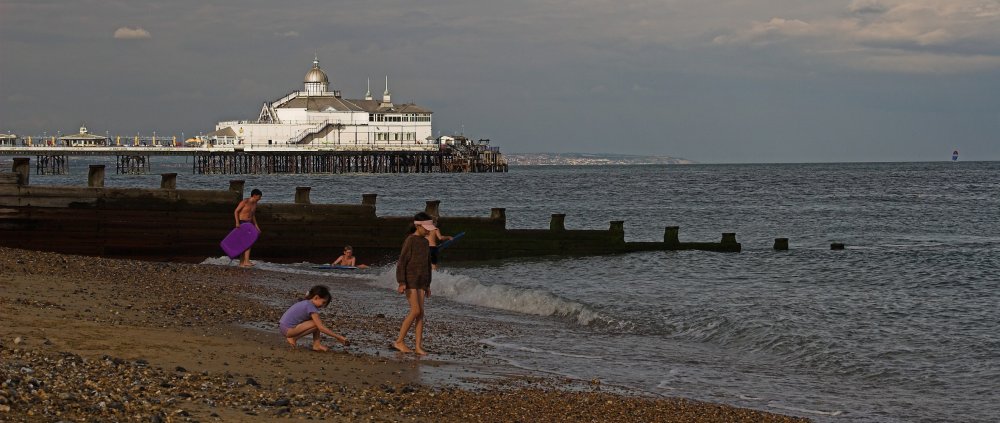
[506,152,695,166]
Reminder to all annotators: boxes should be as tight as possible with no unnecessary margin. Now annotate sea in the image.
[39,158,1000,422]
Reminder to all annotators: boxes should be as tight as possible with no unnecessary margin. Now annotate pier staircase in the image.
[286,122,345,145]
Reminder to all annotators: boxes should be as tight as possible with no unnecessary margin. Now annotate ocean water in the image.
[39,159,1000,422]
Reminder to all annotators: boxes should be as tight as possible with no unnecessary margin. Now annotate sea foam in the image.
[367,265,628,328]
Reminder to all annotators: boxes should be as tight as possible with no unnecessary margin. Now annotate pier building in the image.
[213,56,434,150]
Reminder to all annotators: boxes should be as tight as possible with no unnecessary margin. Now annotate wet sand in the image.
[0,247,809,422]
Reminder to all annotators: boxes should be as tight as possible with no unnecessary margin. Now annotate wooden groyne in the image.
[0,158,738,264]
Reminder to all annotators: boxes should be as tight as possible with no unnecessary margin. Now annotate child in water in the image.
[331,245,368,269]
[393,212,434,355]
[279,285,350,351]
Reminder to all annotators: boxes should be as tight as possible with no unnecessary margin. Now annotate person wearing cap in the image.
[393,212,434,355]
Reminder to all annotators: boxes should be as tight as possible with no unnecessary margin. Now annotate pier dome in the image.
[303,56,329,95]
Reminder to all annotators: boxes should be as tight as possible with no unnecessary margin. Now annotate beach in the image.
[0,246,808,422]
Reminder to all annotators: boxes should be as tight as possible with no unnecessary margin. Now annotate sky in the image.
[2,0,999,163]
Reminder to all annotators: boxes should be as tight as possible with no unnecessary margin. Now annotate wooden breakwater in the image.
[0,158,739,264]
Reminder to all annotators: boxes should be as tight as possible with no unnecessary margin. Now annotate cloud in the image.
[113,26,151,40]
[714,0,1000,73]
[275,30,300,38]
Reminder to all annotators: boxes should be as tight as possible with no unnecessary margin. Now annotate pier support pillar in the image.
[664,226,679,245]
[773,238,789,251]
[12,158,29,186]
[295,187,311,204]
[425,200,441,219]
[550,214,566,231]
[229,180,245,199]
[362,193,377,207]
[160,173,177,190]
[88,165,105,188]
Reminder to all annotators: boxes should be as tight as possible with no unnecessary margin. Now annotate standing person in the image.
[425,218,454,270]
[393,213,434,355]
[331,245,368,269]
[233,188,262,267]
[279,285,350,351]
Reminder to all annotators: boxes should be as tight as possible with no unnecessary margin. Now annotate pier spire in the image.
[381,75,393,107]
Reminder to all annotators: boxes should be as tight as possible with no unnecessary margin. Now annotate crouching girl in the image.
[279,285,350,351]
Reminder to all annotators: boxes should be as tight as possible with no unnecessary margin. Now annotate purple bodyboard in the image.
[221,223,260,259]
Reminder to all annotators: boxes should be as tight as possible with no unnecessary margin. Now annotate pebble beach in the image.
[0,247,809,422]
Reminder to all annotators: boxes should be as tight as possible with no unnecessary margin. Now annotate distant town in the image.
[506,152,694,166]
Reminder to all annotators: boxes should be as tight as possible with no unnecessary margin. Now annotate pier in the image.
[0,144,507,174]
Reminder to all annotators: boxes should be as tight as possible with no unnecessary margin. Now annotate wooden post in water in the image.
[295,187,311,204]
[362,193,377,208]
[550,214,566,231]
[161,173,177,189]
[773,238,789,250]
[425,200,441,220]
[610,221,625,242]
[664,226,680,245]
[88,165,105,188]
[229,180,245,199]
[490,208,506,222]
[12,157,29,186]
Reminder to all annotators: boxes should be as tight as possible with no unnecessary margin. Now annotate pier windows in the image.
[368,113,431,123]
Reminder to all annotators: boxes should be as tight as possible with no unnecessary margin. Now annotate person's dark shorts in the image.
[430,246,439,265]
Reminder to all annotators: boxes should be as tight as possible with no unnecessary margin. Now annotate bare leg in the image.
[414,289,427,355]
[394,289,423,353]
[312,331,328,352]
[240,249,253,267]
[284,321,318,348]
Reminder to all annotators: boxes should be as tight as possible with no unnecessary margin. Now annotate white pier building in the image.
[212,57,434,150]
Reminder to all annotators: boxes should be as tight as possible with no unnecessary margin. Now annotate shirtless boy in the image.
[424,222,453,270]
[331,245,368,269]
[233,188,262,267]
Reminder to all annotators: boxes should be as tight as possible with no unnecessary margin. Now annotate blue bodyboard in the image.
[312,265,358,270]
[437,232,465,251]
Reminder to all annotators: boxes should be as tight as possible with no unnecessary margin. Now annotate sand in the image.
[0,247,810,422]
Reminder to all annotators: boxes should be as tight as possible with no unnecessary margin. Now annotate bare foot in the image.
[312,343,329,352]
[285,338,297,348]
[393,341,412,353]
[414,347,428,356]
[239,263,253,268]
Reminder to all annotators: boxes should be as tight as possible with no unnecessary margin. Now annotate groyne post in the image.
[362,193,377,207]
[88,165,105,188]
[229,180,245,199]
[831,243,845,250]
[160,173,177,190]
[295,187,311,204]
[490,208,506,222]
[550,214,566,231]
[425,200,441,220]
[773,238,789,250]
[610,221,625,242]
[12,158,29,186]
[664,226,679,245]
[721,233,737,245]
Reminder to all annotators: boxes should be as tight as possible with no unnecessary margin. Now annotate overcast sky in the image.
[2,0,999,162]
